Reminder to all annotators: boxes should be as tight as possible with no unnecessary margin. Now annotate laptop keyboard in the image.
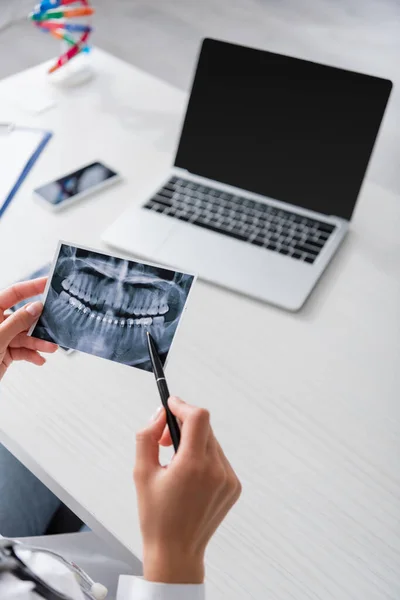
[143,177,336,264]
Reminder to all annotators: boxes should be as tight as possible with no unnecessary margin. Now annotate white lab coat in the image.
[0,533,204,600]
[0,574,205,600]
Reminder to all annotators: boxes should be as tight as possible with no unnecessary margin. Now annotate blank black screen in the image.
[175,39,392,220]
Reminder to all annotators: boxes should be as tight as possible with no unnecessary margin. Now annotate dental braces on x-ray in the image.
[31,244,195,372]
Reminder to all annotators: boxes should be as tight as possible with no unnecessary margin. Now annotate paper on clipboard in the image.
[0,125,52,217]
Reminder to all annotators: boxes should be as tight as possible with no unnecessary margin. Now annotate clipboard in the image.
[0,123,52,218]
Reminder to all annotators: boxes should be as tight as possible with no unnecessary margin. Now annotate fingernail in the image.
[26,301,43,317]
[150,406,163,422]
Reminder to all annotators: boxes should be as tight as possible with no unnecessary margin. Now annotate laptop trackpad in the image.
[158,222,312,311]
[158,221,279,283]
[103,209,176,259]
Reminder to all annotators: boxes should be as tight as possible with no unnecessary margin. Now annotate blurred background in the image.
[1,0,399,195]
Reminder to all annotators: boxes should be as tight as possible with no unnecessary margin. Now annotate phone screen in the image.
[35,162,118,206]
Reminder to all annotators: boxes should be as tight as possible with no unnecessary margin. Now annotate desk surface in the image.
[0,49,399,600]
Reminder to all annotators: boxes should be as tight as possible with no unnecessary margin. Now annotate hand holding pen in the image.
[133,397,242,584]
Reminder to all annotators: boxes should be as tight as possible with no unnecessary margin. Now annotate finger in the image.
[134,408,167,476]
[0,302,43,350]
[10,333,58,353]
[0,278,47,312]
[9,347,46,366]
[159,423,173,447]
[168,397,211,455]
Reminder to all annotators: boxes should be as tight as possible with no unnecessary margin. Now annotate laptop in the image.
[102,38,392,311]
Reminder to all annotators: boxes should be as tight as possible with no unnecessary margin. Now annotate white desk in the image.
[0,49,400,600]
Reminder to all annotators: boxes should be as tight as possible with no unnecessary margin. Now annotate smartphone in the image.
[33,161,121,211]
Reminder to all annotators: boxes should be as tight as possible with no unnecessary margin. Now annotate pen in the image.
[146,331,181,452]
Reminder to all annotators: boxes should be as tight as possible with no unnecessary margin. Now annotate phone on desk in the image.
[33,161,121,211]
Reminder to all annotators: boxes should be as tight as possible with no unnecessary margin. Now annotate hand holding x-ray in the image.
[0,278,58,380]
[29,242,195,372]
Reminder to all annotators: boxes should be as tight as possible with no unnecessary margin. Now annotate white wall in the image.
[0,0,34,30]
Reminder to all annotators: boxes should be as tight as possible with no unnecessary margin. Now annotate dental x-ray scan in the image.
[30,243,195,372]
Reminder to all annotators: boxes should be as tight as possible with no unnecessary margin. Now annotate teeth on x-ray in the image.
[62,278,169,327]
[32,244,194,372]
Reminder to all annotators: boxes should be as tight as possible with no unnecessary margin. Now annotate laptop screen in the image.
[174,39,392,221]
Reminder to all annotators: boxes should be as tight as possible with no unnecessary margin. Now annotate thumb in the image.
[135,407,167,474]
[0,301,43,349]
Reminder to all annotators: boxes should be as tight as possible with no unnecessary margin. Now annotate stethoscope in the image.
[0,539,108,600]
